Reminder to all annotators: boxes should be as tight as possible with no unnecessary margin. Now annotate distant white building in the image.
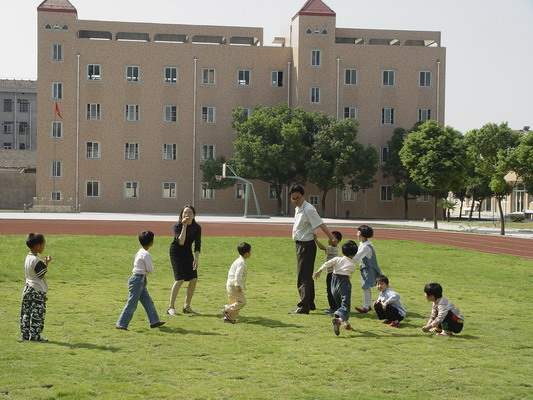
[1,79,37,150]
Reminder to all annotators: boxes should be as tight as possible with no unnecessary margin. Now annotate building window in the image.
[382,108,394,125]
[268,184,279,200]
[86,181,100,197]
[201,182,215,200]
[125,143,139,160]
[382,70,395,87]
[18,122,29,134]
[51,161,62,178]
[380,185,393,202]
[308,195,319,206]
[19,100,29,112]
[52,82,63,99]
[344,107,357,119]
[418,109,432,122]
[271,71,284,87]
[3,121,13,133]
[342,184,356,202]
[86,142,100,159]
[164,67,178,83]
[345,69,357,85]
[126,66,140,82]
[163,182,176,199]
[241,108,251,120]
[87,64,101,81]
[310,87,320,104]
[311,50,321,66]
[236,183,247,200]
[164,105,177,122]
[3,143,12,149]
[201,144,215,161]
[125,181,139,198]
[163,143,177,160]
[201,107,215,123]
[3,99,13,112]
[52,44,63,61]
[417,194,430,203]
[51,191,61,201]
[87,103,101,120]
[381,146,390,163]
[514,184,525,212]
[237,69,251,86]
[419,71,432,88]
[125,105,139,122]
[202,68,215,85]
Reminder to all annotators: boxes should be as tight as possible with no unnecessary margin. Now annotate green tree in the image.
[382,127,425,219]
[232,104,309,215]
[305,112,378,216]
[510,130,533,195]
[399,120,467,229]
[465,122,520,235]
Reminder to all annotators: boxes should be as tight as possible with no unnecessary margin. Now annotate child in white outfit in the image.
[222,242,251,323]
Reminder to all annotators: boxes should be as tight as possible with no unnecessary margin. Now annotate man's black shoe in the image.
[288,308,309,314]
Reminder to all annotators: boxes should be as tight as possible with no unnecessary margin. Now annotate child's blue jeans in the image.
[117,274,160,328]
[331,274,351,322]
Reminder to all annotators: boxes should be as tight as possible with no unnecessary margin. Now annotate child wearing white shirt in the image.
[313,241,358,336]
[373,275,406,328]
[116,231,165,330]
[222,242,251,324]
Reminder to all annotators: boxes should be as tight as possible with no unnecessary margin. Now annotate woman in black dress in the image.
[167,205,202,316]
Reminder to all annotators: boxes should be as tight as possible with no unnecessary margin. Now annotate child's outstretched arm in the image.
[313,234,326,250]
[313,258,335,280]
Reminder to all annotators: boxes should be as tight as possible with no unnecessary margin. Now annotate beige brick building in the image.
[36,0,445,217]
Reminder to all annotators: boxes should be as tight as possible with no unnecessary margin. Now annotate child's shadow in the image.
[238,316,302,328]
[158,325,224,336]
[47,341,121,352]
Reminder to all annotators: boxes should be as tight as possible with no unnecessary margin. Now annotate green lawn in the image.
[1,235,532,399]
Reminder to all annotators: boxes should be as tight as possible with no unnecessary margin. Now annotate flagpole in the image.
[52,102,57,204]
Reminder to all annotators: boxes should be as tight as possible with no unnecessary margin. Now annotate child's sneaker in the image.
[29,337,49,342]
[332,317,341,336]
[381,320,390,324]
[429,327,442,334]
[343,322,352,330]
[222,316,236,324]
[389,320,400,328]
[150,321,166,328]
[436,331,452,336]
[221,308,230,319]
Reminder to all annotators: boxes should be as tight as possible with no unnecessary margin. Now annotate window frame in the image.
[380,185,393,202]
[201,182,215,200]
[418,108,432,122]
[125,142,139,160]
[310,87,321,104]
[164,105,177,122]
[52,82,63,99]
[202,68,216,85]
[382,70,395,87]
[201,107,216,124]
[308,194,319,206]
[201,144,215,161]
[381,146,390,163]
[164,67,178,84]
[86,141,100,159]
[163,143,177,161]
[126,66,140,83]
[87,64,101,81]
[344,69,357,85]
[419,71,432,88]
[162,182,177,199]
[237,69,251,86]
[86,181,100,198]
[271,71,284,87]
[381,108,395,125]
[124,181,139,199]
[86,103,101,120]
[52,43,63,61]
[344,107,357,119]
[125,104,140,122]
[51,160,62,178]
[51,191,62,202]
[311,50,322,67]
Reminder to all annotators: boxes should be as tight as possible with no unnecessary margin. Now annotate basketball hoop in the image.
[215,175,223,182]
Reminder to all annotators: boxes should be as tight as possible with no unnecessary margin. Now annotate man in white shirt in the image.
[289,185,338,314]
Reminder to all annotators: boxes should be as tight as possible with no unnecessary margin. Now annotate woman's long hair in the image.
[178,204,197,224]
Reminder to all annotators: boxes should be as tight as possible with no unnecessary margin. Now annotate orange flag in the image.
[55,102,63,119]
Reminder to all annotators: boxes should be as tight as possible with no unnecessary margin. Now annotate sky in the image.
[1,0,532,133]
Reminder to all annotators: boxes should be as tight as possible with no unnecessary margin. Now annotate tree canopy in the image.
[399,120,467,229]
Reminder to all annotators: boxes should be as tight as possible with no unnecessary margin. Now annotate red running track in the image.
[0,219,531,259]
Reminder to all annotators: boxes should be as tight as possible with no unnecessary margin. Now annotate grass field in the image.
[1,234,532,400]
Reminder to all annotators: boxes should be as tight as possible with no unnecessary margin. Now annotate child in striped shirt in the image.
[314,231,343,314]
[422,282,464,336]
